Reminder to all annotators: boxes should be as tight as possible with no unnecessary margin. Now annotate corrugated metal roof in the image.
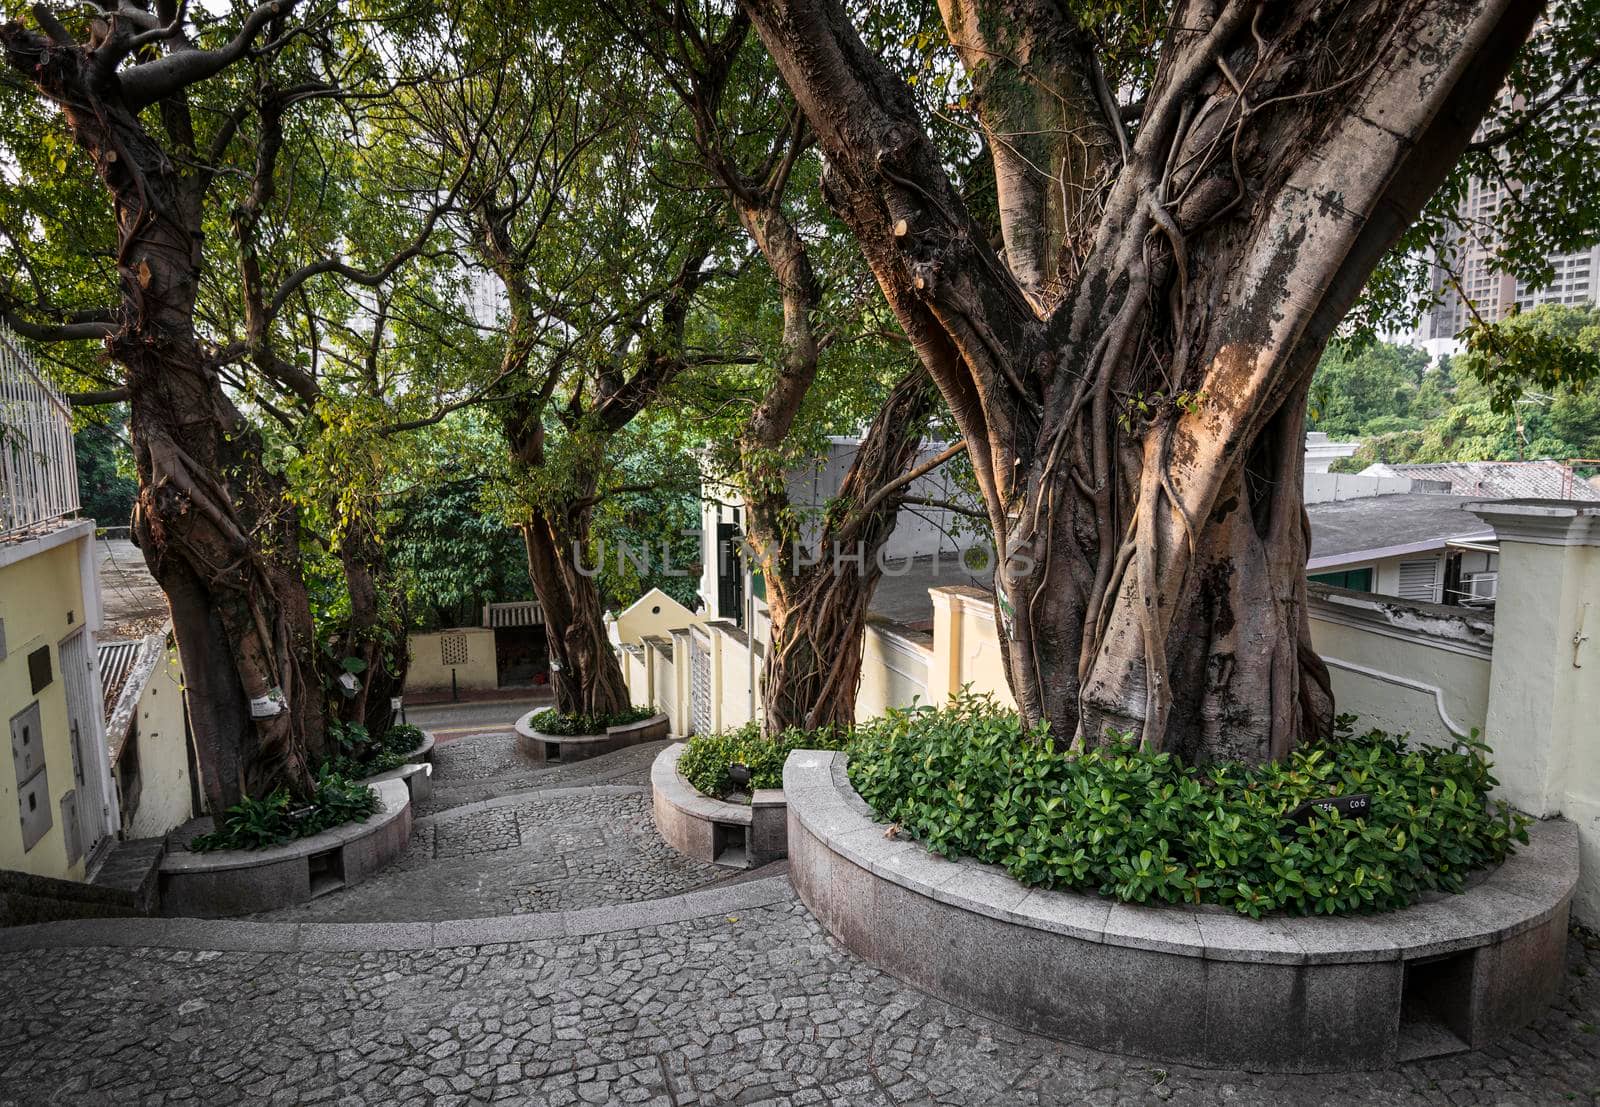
[1363,461,1600,501]
[97,639,141,720]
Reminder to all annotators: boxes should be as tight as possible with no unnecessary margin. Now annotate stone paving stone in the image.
[418,734,668,816]
[10,726,1600,1103]
[254,790,724,923]
[4,896,1600,1104]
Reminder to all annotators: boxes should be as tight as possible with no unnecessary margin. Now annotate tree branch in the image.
[116,0,299,110]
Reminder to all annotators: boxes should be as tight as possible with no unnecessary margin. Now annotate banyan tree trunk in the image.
[739,0,1539,764]
[521,507,632,717]
[126,330,328,807]
[335,517,411,735]
[756,369,940,732]
[6,36,333,807]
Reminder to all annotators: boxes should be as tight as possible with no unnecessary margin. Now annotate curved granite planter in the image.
[159,779,412,918]
[514,711,669,764]
[363,761,432,806]
[784,749,1577,1073]
[651,743,785,869]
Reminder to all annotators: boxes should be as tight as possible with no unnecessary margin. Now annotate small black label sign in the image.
[1285,793,1372,826]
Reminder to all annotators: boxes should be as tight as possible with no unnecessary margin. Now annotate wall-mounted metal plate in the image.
[19,765,51,851]
[10,701,44,783]
[28,645,52,694]
[60,789,80,864]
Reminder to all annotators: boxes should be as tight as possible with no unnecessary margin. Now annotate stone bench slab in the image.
[158,779,412,918]
[514,712,669,764]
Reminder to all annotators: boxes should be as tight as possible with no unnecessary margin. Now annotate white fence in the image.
[482,600,544,627]
[0,324,80,538]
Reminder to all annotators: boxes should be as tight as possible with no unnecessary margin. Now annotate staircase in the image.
[87,836,166,916]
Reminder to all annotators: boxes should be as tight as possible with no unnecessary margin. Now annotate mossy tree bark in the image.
[2,4,332,805]
[738,0,1540,762]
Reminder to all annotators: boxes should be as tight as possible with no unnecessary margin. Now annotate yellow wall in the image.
[928,587,1016,708]
[0,530,91,879]
[124,640,194,838]
[406,627,498,692]
[1307,612,1491,742]
[715,626,760,730]
[856,621,933,722]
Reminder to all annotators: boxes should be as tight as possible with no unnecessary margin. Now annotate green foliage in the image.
[387,478,531,630]
[526,706,656,737]
[324,723,426,779]
[679,722,850,800]
[1308,340,1433,439]
[73,412,138,527]
[188,767,380,853]
[1460,303,1600,416]
[846,695,1529,917]
[1316,308,1600,471]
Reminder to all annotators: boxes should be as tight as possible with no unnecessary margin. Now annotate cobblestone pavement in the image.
[257,787,725,922]
[418,733,668,816]
[4,891,1600,1105]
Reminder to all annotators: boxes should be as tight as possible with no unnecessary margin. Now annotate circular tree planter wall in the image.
[402,729,436,765]
[514,712,669,764]
[651,743,785,869]
[159,778,412,918]
[783,749,1577,1073]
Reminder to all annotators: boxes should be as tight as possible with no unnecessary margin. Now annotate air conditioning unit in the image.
[1461,572,1499,603]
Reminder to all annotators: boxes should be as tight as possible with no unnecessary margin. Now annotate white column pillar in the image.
[1471,501,1600,822]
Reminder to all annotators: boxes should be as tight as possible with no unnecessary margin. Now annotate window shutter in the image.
[1398,559,1440,603]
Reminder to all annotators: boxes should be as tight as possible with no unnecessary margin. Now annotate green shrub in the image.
[845,694,1529,917]
[526,705,656,736]
[679,722,850,800]
[189,767,381,852]
[326,722,426,779]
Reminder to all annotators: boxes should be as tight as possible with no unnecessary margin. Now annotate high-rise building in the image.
[1414,64,1598,355]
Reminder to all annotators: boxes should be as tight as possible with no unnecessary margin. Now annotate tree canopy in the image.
[2,0,1598,784]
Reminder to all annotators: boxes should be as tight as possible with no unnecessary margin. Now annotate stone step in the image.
[86,836,166,915]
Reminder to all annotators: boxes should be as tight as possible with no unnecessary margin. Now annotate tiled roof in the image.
[1363,461,1600,501]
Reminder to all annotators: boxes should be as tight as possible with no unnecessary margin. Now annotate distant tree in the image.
[614,6,954,732]
[388,479,529,632]
[1334,306,1600,468]
[73,411,136,527]
[1308,341,1432,438]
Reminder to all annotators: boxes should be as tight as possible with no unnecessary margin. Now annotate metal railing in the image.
[1,323,81,539]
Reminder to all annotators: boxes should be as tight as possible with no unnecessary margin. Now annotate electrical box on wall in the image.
[18,765,52,851]
[10,703,52,853]
[10,702,45,782]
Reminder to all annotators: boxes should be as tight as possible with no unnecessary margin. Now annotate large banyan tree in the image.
[737,0,1552,762]
[1,0,470,804]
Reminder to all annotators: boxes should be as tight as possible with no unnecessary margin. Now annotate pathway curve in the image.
[4,728,1600,1102]
[418,730,668,816]
[257,785,724,922]
[3,886,1598,1104]
[249,730,713,923]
